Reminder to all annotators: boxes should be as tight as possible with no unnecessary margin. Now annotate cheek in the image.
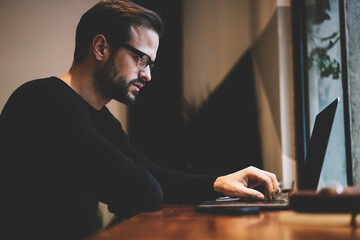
[113,52,139,78]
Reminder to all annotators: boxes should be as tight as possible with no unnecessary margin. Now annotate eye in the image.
[138,56,150,68]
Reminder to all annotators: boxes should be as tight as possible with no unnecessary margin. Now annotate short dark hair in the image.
[73,0,164,64]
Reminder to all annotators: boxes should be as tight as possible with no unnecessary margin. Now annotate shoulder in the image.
[2,77,88,118]
[3,77,56,109]
[13,77,85,106]
[14,77,70,98]
[7,77,64,104]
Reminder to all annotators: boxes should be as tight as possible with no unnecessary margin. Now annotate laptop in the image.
[197,97,339,213]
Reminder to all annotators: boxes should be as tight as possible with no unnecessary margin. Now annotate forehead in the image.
[128,25,159,60]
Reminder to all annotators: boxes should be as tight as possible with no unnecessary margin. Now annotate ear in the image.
[92,34,108,61]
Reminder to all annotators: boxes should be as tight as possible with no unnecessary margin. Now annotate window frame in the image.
[291,0,353,189]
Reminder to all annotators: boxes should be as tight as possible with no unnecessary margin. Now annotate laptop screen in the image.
[300,97,339,190]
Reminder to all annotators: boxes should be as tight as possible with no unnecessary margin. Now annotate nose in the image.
[139,66,151,82]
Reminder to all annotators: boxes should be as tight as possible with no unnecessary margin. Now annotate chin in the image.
[128,91,138,102]
[128,96,136,105]
[116,94,136,105]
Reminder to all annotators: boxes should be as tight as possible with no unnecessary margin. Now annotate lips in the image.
[133,82,144,89]
[132,82,143,92]
[129,79,146,94]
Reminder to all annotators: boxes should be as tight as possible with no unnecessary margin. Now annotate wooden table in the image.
[85,204,360,240]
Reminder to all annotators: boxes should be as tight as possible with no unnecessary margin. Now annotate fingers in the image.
[213,166,280,200]
[245,167,279,200]
[238,185,265,200]
[262,170,279,198]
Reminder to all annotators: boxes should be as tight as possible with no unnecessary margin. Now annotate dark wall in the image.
[129,0,262,175]
[129,0,184,169]
[182,50,262,175]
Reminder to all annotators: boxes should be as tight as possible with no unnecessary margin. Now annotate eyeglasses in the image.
[121,43,155,71]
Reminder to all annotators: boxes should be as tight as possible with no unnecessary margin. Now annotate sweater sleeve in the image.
[124,142,222,203]
[70,126,164,216]
[104,114,222,204]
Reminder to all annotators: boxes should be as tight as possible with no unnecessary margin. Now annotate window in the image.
[305,0,347,188]
[292,0,356,189]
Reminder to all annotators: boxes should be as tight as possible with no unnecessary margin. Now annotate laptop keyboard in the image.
[214,198,289,205]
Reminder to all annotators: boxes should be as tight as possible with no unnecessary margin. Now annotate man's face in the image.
[95,26,159,105]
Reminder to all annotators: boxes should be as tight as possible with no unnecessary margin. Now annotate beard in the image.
[94,53,145,105]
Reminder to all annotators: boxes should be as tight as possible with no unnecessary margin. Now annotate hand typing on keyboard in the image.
[213,166,279,200]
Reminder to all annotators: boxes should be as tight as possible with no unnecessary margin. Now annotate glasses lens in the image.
[138,56,148,69]
[137,56,154,70]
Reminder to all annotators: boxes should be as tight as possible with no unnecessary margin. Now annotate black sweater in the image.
[0,77,219,239]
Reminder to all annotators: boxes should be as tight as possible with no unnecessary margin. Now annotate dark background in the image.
[129,0,262,175]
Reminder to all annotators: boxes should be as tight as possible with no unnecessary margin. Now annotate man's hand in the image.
[213,166,279,200]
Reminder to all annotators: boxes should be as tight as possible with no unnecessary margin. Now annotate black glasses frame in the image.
[121,43,155,70]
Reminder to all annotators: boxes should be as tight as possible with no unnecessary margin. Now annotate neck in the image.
[60,62,110,110]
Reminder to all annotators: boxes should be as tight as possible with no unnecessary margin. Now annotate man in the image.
[0,0,278,239]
